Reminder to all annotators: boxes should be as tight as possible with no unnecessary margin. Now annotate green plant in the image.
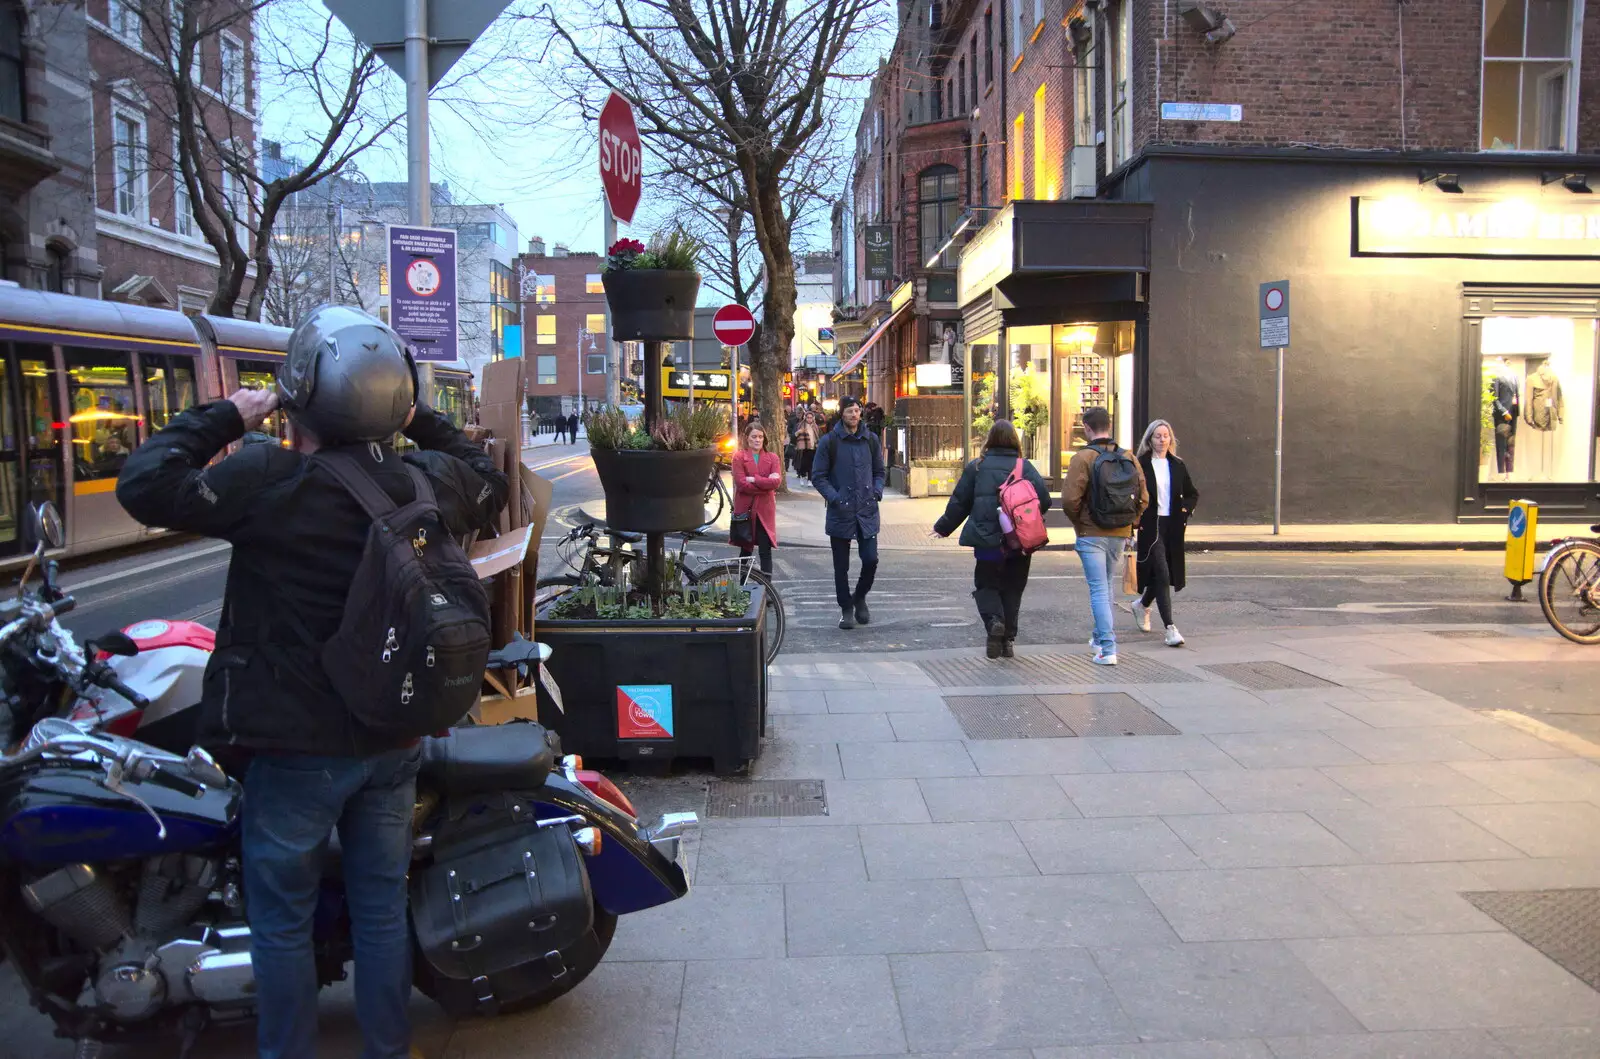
[585,407,634,449]
[603,227,704,274]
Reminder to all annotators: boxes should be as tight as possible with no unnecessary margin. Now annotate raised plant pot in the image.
[591,447,717,533]
[532,587,768,775]
[602,269,701,342]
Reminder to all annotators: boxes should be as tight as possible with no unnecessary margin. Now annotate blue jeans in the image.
[243,746,421,1059]
[1075,536,1124,654]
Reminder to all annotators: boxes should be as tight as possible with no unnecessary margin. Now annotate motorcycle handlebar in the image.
[93,668,150,708]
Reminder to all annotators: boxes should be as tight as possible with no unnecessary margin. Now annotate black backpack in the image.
[1088,442,1141,529]
[314,450,492,741]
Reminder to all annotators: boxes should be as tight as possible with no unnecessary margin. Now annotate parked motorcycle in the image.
[0,504,697,1056]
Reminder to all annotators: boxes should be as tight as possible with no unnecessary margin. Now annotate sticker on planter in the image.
[617,685,674,740]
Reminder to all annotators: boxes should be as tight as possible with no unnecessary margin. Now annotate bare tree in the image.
[262,189,372,326]
[531,0,884,434]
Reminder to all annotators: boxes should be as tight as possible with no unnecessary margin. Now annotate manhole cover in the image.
[944,695,1076,739]
[1200,661,1338,691]
[1463,889,1600,991]
[1040,693,1181,737]
[1430,630,1510,639]
[705,779,828,818]
[919,653,1198,688]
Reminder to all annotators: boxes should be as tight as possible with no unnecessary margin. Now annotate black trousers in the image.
[796,449,815,478]
[831,532,879,608]
[1138,516,1179,627]
[973,552,1032,637]
[738,522,775,575]
[1495,422,1515,473]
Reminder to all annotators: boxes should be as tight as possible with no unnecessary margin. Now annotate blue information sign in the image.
[387,224,459,363]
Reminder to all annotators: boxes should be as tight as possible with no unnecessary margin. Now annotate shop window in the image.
[585,273,603,294]
[967,333,999,456]
[139,353,198,432]
[1481,0,1578,151]
[536,355,558,386]
[919,165,961,268]
[66,349,140,482]
[0,1,24,125]
[535,314,556,345]
[1479,315,1597,484]
[1011,112,1026,201]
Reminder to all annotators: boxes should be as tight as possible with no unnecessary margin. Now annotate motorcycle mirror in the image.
[184,746,228,789]
[91,631,139,657]
[30,503,63,551]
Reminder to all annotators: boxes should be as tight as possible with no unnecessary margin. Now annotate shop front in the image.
[955,201,1153,483]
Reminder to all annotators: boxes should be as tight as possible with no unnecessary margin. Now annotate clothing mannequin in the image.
[1488,357,1519,475]
[1524,361,1564,431]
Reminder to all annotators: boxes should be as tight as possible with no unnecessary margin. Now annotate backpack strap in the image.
[1009,456,1025,484]
[313,449,436,519]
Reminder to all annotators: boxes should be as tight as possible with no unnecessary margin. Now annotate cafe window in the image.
[536,355,558,386]
[918,165,961,268]
[139,354,199,433]
[66,349,140,481]
[536,314,557,345]
[1482,0,1579,151]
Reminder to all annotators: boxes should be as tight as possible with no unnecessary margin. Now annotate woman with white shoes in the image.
[1133,419,1199,646]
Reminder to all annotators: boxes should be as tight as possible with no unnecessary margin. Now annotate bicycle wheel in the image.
[534,572,581,610]
[692,560,785,664]
[703,470,728,526]
[1539,540,1600,645]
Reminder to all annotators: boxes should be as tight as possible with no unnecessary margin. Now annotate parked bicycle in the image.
[536,522,786,663]
[1538,523,1600,644]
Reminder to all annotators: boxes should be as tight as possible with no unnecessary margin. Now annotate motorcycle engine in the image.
[21,854,256,1022]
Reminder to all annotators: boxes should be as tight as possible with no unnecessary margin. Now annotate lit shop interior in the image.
[1476,313,1599,491]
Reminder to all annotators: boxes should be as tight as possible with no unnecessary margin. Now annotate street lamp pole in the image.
[577,326,587,412]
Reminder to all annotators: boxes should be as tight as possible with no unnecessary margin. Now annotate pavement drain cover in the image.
[1430,630,1510,639]
[919,653,1198,688]
[1463,889,1600,991]
[944,695,1076,739]
[1200,661,1339,691]
[1040,693,1181,737]
[705,779,827,819]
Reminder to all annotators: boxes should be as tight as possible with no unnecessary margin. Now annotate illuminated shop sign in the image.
[1355,197,1600,258]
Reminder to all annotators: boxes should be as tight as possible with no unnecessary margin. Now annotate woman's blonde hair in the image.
[1137,419,1178,459]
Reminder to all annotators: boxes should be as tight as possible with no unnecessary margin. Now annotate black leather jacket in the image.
[115,401,508,757]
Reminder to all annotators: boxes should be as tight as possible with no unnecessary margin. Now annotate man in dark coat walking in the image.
[811,395,885,630]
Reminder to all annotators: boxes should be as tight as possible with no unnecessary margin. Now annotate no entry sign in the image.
[598,92,642,224]
[713,303,756,347]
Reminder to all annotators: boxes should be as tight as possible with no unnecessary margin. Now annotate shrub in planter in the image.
[602,229,703,342]
[587,403,728,533]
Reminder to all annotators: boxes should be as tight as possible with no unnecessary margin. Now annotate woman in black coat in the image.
[931,420,1052,659]
[1133,419,1199,646]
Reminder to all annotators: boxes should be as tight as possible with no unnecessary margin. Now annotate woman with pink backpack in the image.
[930,419,1052,658]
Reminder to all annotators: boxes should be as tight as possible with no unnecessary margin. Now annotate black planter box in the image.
[602,269,700,341]
[591,447,717,533]
[533,587,767,775]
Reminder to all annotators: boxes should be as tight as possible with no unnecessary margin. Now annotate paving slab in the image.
[1189,768,1365,814]
[694,825,866,884]
[1036,1043,1276,1059]
[829,688,948,713]
[608,883,785,961]
[1092,940,1364,1040]
[1325,727,1493,765]
[1452,801,1600,858]
[964,738,1113,776]
[1319,762,1509,808]
[1488,1026,1600,1059]
[1165,813,1359,869]
[1328,699,1491,729]
[784,878,985,956]
[1262,1029,1517,1058]
[781,778,931,827]
[1014,817,1205,874]
[1151,703,1372,735]
[774,711,897,743]
[1135,868,1364,942]
[1057,771,1227,817]
[1306,806,1524,864]
[840,740,977,779]
[890,948,1138,1051]
[1445,723,1575,760]
[1299,863,1504,935]
[1287,933,1600,1031]
[1205,732,1369,770]
[962,873,1179,949]
[1462,855,1600,890]
[1446,757,1600,802]
[860,821,1038,879]
[889,709,968,741]
[675,955,907,1058]
[750,740,843,780]
[1086,735,1246,772]
[917,775,1082,822]
[768,690,830,714]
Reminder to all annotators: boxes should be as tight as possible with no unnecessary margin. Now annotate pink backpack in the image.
[997,457,1048,554]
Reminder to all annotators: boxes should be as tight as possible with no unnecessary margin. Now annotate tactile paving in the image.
[919,653,1198,688]
[1463,888,1600,992]
[1199,661,1339,691]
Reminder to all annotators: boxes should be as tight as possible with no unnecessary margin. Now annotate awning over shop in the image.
[832,304,908,380]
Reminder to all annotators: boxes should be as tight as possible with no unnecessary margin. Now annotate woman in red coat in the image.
[732,422,782,574]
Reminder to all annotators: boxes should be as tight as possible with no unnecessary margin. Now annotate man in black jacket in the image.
[116,309,507,1059]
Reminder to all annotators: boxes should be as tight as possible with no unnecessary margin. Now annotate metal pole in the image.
[327,194,337,303]
[603,201,618,407]
[1273,345,1284,535]
[577,328,585,413]
[688,344,695,412]
[404,0,435,401]
[729,344,739,431]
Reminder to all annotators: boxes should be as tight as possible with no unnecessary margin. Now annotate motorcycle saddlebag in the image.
[411,813,597,1015]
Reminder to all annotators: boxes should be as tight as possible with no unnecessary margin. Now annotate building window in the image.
[1482,0,1578,151]
[969,39,978,102]
[45,246,67,294]
[378,264,389,296]
[108,0,141,46]
[533,273,555,305]
[536,355,558,386]
[0,1,24,125]
[930,0,941,29]
[171,131,193,237]
[1011,0,1024,59]
[220,163,249,243]
[584,313,605,337]
[1108,0,1133,169]
[113,111,145,218]
[1033,0,1043,33]
[978,135,989,207]
[1011,112,1026,201]
[584,273,603,294]
[918,165,960,268]
[1074,20,1095,148]
[168,0,183,58]
[220,34,244,106]
[983,8,993,84]
[958,57,967,113]
[535,314,556,345]
[1033,83,1051,198]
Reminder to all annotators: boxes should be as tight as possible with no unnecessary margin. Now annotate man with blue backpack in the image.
[1063,407,1147,666]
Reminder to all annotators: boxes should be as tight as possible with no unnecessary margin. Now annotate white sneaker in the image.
[1131,601,1151,632]
[1093,647,1119,666]
[1165,625,1185,647]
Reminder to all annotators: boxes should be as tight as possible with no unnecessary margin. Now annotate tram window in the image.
[65,349,138,482]
[20,355,61,513]
[233,359,286,441]
[140,354,200,432]
[434,379,467,428]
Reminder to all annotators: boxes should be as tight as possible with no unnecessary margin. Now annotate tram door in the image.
[0,343,65,558]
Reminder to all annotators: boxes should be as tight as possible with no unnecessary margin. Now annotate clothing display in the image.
[1152,456,1172,516]
[1491,372,1519,474]
[1525,365,1565,431]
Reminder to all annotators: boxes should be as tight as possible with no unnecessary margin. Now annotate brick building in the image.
[846,0,1600,523]
[518,240,611,417]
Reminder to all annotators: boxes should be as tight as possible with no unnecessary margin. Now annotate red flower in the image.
[608,238,645,255]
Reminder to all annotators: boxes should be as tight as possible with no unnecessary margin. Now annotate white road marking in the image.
[63,542,232,592]
[1285,601,1525,614]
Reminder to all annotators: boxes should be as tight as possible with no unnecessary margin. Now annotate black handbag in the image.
[729,510,754,546]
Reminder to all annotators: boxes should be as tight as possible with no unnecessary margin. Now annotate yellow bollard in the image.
[1504,499,1538,602]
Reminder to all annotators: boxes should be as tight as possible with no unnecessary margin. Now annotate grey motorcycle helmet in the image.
[277,304,418,443]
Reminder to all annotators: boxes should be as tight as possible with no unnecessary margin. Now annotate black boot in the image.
[839,606,856,630]
[855,597,871,625]
[1002,639,1015,658]
[985,617,1006,659]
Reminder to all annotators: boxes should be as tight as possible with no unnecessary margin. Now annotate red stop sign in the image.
[713,303,756,347]
[598,91,642,224]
